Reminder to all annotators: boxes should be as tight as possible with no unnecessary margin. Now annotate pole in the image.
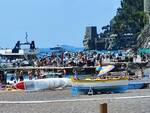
[100,103,108,113]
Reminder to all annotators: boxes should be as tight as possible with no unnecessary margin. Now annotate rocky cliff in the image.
[137,25,150,48]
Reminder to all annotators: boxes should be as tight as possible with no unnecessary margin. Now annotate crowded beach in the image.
[0,47,149,92]
[0,49,148,83]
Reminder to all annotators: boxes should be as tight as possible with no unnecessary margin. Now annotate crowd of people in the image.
[32,50,149,67]
[1,49,149,84]
[10,69,47,82]
[1,49,149,68]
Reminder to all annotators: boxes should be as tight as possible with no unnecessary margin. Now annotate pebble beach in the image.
[0,88,150,113]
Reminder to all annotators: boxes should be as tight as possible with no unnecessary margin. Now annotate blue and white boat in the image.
[71,76,129,94]
[128,77,149,89]
[71,65,129,95]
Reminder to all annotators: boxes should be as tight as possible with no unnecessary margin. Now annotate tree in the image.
[111,0,145,35]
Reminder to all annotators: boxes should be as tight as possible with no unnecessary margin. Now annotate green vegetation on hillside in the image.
[102,0,147,36]
[101,0,148,49]
[111,0,146,35]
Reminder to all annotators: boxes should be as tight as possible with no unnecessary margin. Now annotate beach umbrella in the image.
[97,65,115,76]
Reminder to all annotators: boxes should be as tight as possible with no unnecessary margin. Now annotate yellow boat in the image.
[71,65,129,94]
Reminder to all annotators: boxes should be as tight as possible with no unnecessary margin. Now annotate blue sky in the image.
[0,0,121,48]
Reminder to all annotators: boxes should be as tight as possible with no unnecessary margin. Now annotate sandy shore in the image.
[0,88,150,113]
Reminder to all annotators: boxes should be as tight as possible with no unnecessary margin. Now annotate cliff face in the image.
[98,0,145,50]
[137,25,150,48]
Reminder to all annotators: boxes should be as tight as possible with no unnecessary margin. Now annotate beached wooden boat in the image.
[71,76,129,94]
[128,77,149,89]
[71,65,129,94]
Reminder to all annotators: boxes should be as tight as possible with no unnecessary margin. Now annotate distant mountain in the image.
[60,45,84,52]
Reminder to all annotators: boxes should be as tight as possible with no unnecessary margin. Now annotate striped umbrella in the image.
[97,65,115,76]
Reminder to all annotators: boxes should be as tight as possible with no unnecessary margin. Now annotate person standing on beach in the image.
[15,70,19,82]
[28,70,33,80]
[140,67,144,78]
[19,70,24,81]
[73,69,78,80]
[63,69,67,77]
[36,69,42,79]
